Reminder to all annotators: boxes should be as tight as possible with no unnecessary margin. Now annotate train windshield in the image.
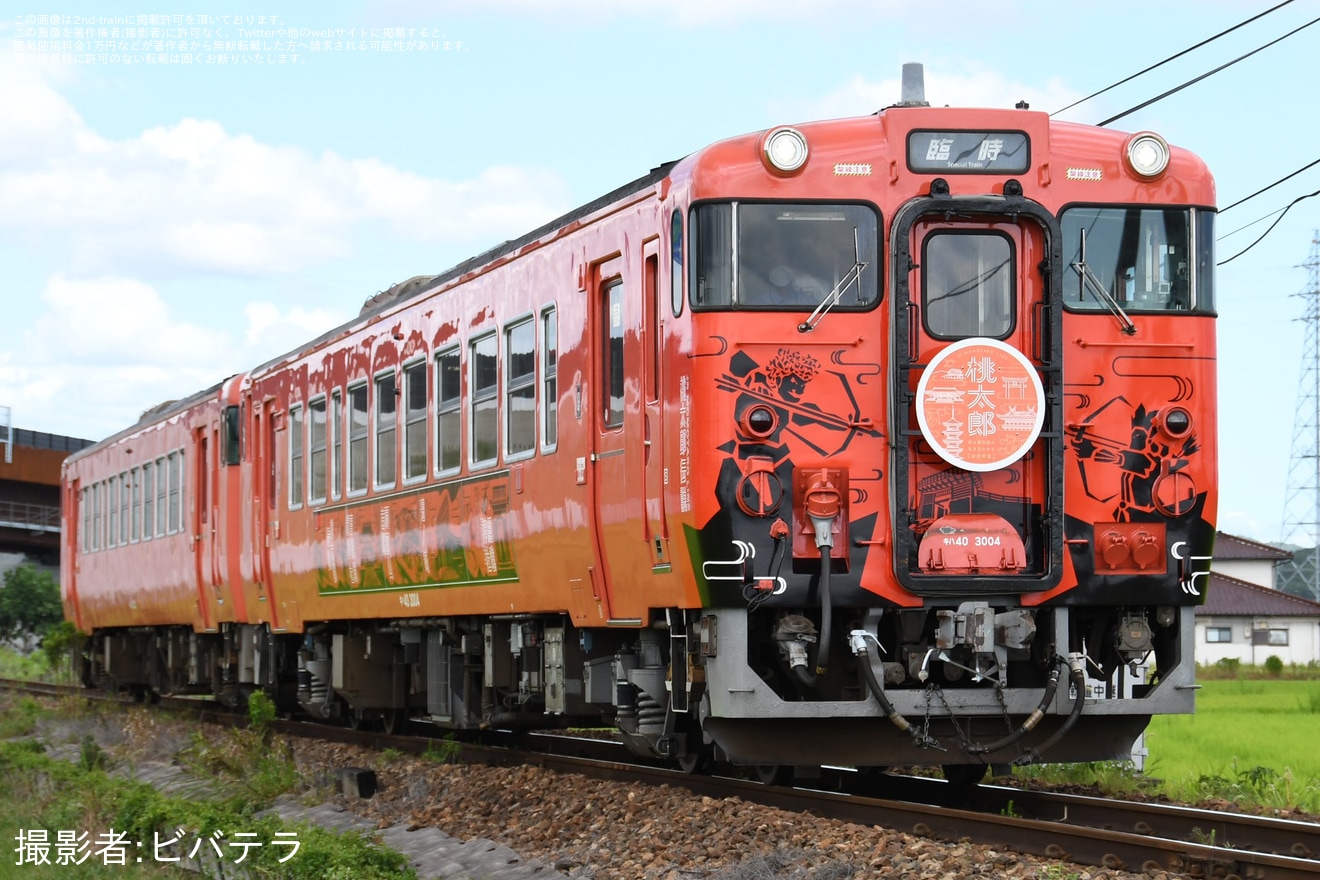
[1061,207,1215,313]
[689,202,880,310]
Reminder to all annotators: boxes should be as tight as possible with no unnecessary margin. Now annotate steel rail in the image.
[969,782,1320,862]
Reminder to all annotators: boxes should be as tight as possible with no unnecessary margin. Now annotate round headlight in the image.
[764,127,809,173]
[1125,132,1170,178]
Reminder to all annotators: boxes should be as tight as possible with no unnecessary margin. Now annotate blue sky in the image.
[0,0,1316,546]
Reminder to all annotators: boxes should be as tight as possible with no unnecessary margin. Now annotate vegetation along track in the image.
[7,678,1319,878]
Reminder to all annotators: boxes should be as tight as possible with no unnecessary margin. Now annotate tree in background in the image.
[0,565,63,652]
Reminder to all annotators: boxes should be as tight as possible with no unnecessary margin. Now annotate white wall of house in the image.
[1196,616,1320,665]
[1211,558,1278,588]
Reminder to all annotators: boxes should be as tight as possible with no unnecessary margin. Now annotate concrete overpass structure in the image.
[0,406,94,567]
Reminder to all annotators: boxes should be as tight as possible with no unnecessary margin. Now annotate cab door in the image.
[892,197,1063,595]
[641,239,670,569]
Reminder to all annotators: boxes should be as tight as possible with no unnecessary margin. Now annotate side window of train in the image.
[922,231,1015,339]
[375,371,398,489]
[505,317,535,459]
[308,396,327,504]
[541,308,557,452]
[89,483,98,551]
[603,280,624,428]
[130,467,140,543]
[119,472,130,545]
[223,405,241,465]
[471,334,498,467]
[347,382,369,495]
[403,359,428,482]
[107,475,118,547]
[436,347,461,475]
[155,456,167,536]
[330,389,343,500]
[142,461,154,541]
[289,404,304,509]
[670,210,683,316]
[167,450,182,534]
[99,480,108,548]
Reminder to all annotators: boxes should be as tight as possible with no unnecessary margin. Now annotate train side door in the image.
[588,255,646,621]
[64,479,82,631]
[249,397,280,627]
[192,427,216,630]
[893,202,1063,595]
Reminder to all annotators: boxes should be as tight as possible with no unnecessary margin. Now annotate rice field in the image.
[1020,676,1320,811]
[1141,678,1320,809]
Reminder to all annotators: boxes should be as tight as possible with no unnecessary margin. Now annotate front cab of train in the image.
[669,83,1216,773]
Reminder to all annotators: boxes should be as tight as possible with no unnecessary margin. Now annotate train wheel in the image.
[942,764,988,788]
[346,708,366,731]
[753,764,793,786]
[382,708,408,736]
[676,750,711,775]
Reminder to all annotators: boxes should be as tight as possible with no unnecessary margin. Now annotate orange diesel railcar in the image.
[63,68,1216,777]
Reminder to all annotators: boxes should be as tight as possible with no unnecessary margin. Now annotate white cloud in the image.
[1219,509,1272,545]
[0,274,353,441]
[243,301,346,355]
[27,275,228,367]
[785,66,1086,123]
[0,63,572,279]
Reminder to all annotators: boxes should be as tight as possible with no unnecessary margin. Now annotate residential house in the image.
[1194,531,1320,665]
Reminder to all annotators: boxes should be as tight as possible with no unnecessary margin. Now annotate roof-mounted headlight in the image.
[763,127,809,174]
[1125,132,1170,179]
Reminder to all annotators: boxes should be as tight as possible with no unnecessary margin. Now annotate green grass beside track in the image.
[1021,673,1320,812]
[1143,677,1320,810]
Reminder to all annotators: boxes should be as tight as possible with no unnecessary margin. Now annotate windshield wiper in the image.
[799,227,868,333]
[1072,229,1136,336]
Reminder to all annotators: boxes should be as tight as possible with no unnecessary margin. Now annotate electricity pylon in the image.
[1280,233,1320,600]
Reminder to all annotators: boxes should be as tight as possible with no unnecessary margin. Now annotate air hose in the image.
[792,471,841,689]
[1012,656,1087,765]
[853,636,915,737]
[964,655,1065,756]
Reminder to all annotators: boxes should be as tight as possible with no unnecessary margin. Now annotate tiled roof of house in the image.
[1213,532,1293,561]
[1197,572,1320,617]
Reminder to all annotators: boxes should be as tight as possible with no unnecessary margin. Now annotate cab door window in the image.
[922,231,1014,339]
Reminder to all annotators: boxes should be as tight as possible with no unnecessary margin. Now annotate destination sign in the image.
[907,130,1030,174]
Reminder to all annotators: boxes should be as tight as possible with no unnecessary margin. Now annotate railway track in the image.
[7,678,1319,878]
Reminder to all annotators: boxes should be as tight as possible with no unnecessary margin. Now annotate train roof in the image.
[358,160,681,316]
[242,158,682,383]
[63,378,228,468]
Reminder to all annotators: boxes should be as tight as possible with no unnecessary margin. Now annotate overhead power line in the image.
[1218,190,1320,265]
[1051,0,1296,117]
[1219,206,1287,241]
[1099,13,1320,126]
[1221,157,1320,213]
